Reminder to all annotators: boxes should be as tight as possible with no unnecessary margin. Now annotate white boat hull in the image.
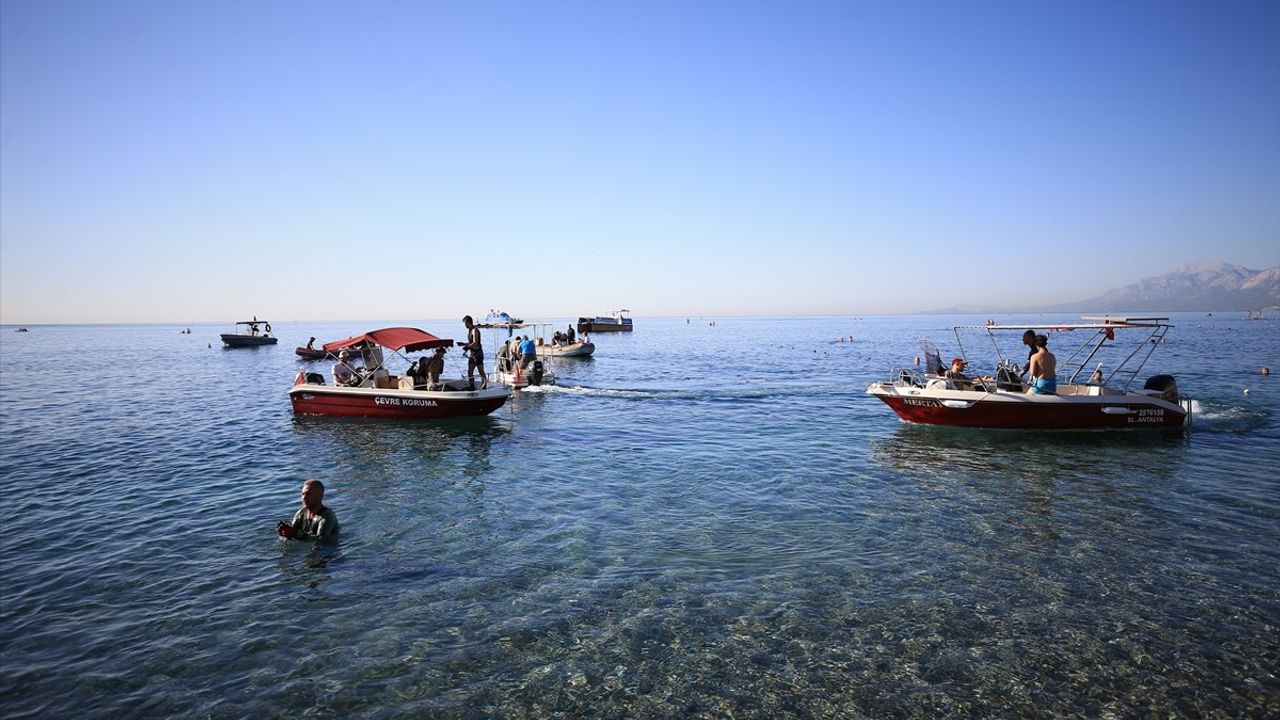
[540,341,595,358]
[494,365,556,388]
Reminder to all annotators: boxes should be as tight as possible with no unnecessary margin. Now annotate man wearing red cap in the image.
[945,357,974,390]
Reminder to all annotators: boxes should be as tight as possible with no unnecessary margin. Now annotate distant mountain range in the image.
[932,261,1280,314]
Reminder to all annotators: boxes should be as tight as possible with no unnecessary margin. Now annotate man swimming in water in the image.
[277,479,339,542]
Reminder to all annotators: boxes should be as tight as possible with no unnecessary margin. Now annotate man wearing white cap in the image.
[333,350,360,387]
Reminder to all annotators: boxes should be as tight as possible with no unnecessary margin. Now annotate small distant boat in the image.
[294,336,343,361]
[221,317,278,347]
[539,340,595,358]
[483,309,523,326]
[577,309,632,333]
[15,327,28,332]
[295,346,340,361]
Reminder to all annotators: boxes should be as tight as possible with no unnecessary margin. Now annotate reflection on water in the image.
[292,415,509,470]
[276,542,345,590]
[291,415,513,536]
[871,422,1189,483]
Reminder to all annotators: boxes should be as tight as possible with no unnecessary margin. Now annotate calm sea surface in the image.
[2,314,1278,719]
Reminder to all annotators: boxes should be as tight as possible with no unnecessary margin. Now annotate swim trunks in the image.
[1030,378,1057,395]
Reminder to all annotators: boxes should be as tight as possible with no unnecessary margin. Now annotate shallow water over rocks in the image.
[2,314,1277,717]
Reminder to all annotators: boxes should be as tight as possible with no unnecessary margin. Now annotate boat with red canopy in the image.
[866,317,1193,429]
[289,326,510,419]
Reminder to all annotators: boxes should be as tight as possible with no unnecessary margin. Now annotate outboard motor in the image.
[305,372,325,385]
[1143,374,1179,404]
[530,360,545,386]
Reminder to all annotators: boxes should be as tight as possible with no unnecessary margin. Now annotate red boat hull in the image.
[289,386,507,419]
[874,394,1185,429]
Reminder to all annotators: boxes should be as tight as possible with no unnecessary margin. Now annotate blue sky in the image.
[2,0,1277,323]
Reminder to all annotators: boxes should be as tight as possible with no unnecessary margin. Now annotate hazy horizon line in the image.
[4,308,1274,328]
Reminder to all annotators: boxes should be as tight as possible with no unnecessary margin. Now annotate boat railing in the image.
[954,318,1174,392]
[884,367,993,393]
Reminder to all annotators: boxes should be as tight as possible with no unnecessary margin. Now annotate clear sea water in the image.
[1,313,1277,719]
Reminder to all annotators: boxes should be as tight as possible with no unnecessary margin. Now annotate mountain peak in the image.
[926,261,1279,314]
[1068,261,1279,312]
[1171,260,1240,274]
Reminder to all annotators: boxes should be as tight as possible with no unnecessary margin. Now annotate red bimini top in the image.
[323,327,454,353]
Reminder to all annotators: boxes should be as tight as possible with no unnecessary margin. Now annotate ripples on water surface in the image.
[2,314,1278,718]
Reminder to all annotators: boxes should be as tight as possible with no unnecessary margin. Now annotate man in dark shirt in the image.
[277,480,339,542]
[945,357,975,390]
[1020,330,1038,376]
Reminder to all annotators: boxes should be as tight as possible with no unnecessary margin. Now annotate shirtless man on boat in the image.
[1026,334,1057,394]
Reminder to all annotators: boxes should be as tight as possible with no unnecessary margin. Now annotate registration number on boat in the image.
[1128,409,1164,423]
[375,397,438,407]
[904,398,942,407]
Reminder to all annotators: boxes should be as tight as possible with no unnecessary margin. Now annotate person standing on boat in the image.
[1019,330,1037,375]
[1026,334,1057,394]
[277,479,339,542]
[333,350,360,387]
[519,335,537,369]
[461,316,487,390]
[566,324,575,343]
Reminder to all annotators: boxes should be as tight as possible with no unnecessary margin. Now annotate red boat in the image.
[866,317,1193,430]
[289,327,510,419]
